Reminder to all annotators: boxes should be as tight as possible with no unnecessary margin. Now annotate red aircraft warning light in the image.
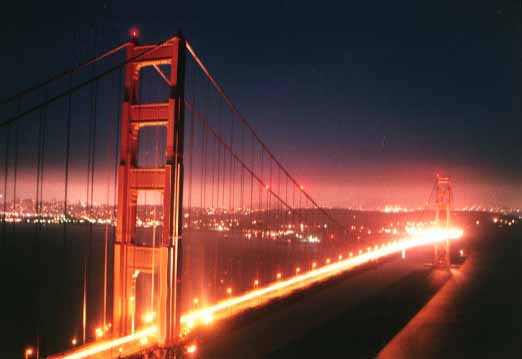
[129,27,140,41]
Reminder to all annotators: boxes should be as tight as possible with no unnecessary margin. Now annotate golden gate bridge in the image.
[0,31,461,359]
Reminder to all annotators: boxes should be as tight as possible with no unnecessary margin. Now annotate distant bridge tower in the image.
[113,33,186,349]
[433,175,452,267]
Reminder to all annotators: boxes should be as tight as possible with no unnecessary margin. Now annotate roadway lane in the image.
[378,228,521,359]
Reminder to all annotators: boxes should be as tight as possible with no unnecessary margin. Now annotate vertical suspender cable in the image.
[12,125,18,235]
[2,126,10,248]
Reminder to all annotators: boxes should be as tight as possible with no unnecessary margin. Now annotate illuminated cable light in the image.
[276,272,282,280]
[253,279,259,287]
[95,327,104,339]
[338,255,343,261]
[193,298,199,306]
[71,338,77,346]
[226,287,232,296]
[295,267,301,274]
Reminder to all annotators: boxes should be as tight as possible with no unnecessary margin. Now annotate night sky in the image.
[1,0,520,208]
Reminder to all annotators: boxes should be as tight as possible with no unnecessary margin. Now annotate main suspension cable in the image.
[1,41,130,105]
[185,41,344,231]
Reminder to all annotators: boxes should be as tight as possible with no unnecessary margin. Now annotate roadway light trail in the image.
[49,326,157,359]
[179,227,463,330]
[49,227,462,359]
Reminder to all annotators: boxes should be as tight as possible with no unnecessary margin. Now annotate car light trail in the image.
[49,326,157,359]
[180,227,463,329]
[50,227,461,359]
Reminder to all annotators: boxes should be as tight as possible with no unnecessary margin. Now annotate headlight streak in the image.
[51,227,462,359]
[180,227,463,327]
[51,326,157,359]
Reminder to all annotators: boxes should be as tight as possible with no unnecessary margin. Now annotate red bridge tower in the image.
[113,33,186,349]
[433,175,452,267]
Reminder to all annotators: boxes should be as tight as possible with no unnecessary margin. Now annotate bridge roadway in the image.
[194,242,448,358]
[196,225,519,358]
[378,226,521,359]
[50,229,461,359]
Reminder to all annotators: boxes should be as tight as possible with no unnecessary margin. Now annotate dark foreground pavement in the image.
[378,228,521,359]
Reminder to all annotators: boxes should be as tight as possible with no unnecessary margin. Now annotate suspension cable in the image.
[2,34,182,128]
[1,41,130,105]
[185,101,309,222]
[186,41,344,231]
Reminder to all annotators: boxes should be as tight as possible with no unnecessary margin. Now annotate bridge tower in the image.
[433,175,452,267]
[113,33,186,349]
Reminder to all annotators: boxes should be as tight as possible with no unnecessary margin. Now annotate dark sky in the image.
[1,0,521,208]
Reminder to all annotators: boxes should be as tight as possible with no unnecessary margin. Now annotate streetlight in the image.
[186,343,197,354]
[25,348,33,359]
